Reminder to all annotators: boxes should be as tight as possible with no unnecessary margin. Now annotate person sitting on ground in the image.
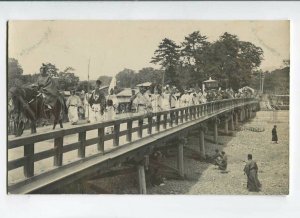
[211,149,222,165]
[216,151,228,170]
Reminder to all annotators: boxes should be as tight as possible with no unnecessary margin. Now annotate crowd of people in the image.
[127,84,256,114]
[8,65,263,192]
[63,81,257,127]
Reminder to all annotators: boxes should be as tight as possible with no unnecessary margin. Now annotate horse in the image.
[8,86,67,136]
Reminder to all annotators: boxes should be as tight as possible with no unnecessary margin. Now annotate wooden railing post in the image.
[113,123,120,146]
[78,131,86,158]
[155,114,161,132]
[185,108,188,121]
[175,110,179,125]
[54,137,63,166]
[98,127,104,152]
[170,111,174,127]
[126,120,133,142]
[147,116,153,135]
[24,143,34,178]
[180,110,184,123]
[163,114,167,129]
[138,119,143,138]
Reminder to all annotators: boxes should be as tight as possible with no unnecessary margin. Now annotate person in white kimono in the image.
[191,92,199,105]
[151,87,163,112]
[134,87,152,115]
[180,90,190,107]
[162,86,171,110]
[105,88,119,134]
[169,88,177,109]
[66,90,82,125]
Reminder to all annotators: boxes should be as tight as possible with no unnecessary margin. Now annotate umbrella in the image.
[109,76,116,93]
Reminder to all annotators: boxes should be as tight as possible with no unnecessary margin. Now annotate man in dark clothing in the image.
[37,64,60,108]
[244,154,261,192]
[88,80,106,122]
[272,125,278,143]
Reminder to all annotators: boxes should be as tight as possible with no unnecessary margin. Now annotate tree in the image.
[151,38,181,86]
[263,61,289,94]
[8,58,24,89]
[115,68,136,88]
[57,67,79,91]
[204,32,264,90]
[180,31,210,85]
[98,75,112,87]
[136,67,163,85]
[77,80,94,92]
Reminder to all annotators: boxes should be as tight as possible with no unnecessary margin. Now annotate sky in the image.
[8,20,289,80]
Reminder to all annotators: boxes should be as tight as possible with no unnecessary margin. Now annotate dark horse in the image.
[8,86,67,136]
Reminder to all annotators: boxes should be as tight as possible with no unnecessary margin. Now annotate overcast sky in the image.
[8,20,289,80]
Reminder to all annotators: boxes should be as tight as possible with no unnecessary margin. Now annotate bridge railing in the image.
[7,98,257,184]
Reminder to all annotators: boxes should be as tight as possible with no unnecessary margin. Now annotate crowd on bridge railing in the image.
[69,81,257,126]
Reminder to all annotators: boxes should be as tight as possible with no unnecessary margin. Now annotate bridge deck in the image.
[7,99,258,194]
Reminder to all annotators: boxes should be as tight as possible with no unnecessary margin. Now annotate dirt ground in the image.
[145,110,289,195]
[83,110,289,195]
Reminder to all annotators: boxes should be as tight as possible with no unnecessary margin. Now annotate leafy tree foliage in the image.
[77,80,95,92]
[115,68,136,88]
[8,58,24,89]
[57,67,80,91]
[151,38,181,86]
[151,32,264,90]
[181,31,210,85]
[263,61,289,94]
[136,67,163,85]
[98,75,112,87]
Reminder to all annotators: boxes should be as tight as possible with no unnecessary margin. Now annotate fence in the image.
[7,98,257,189]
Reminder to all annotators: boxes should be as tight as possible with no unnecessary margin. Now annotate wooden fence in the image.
[7,98,257,190]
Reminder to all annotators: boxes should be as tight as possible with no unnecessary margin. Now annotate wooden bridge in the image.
[7,98,259,194]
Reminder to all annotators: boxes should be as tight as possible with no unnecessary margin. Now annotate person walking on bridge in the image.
[88,80,106,123]
[66,90,81,125]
